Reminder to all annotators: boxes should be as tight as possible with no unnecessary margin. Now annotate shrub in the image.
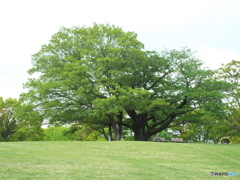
[231,136,240,144]
[44,127,70,141]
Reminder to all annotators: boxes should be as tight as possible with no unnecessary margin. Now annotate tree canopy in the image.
[21,23,230,141]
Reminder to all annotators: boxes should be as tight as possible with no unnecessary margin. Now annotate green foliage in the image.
[21,23,230,141]
[15,104,43,127]
[173,117,235,143]
[225,108,240,136]
[44,127,70,141]
[216,60,240,137]
[85,131,106,141]
[9,125,45,141]
[0,97,43,141]
[232,136,240,143]
[123,136,135,141]
[149,129,172,141]
[0,97,21,140]
[43,125,106,141]
[63,124,106,141]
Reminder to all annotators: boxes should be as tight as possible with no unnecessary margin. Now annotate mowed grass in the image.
[0,141,239,180]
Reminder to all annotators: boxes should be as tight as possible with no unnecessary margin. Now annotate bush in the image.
[63,124,107,141]
[85,131,106,141]
[44,127,70,141]
[10,126,45,141]
[232,136,240,144]
[124,136,134,141]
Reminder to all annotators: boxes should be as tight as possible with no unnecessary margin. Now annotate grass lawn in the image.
[0,141,239,180]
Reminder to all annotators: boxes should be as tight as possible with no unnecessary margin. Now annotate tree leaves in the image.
[21,24,230,140]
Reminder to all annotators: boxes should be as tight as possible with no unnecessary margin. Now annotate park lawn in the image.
[0,141,239,180]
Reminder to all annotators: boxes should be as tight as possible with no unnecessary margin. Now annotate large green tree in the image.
[22,23,145,140]
[21,24,229,141]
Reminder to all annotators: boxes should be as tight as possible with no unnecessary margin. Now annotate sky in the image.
[0,0,240,100]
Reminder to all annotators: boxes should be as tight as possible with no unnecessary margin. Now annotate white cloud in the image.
[198,46,240,69]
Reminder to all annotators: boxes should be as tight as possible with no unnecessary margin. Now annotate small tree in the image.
[0,97,20,140]
[0,97,44,141]
[216,60,240,137]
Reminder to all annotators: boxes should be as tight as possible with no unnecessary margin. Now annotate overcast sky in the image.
[0,0,240,100]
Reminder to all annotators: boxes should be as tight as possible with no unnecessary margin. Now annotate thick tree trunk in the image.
[126,110,149,141]
[133,126,149,141]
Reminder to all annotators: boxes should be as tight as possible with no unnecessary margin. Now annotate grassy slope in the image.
[0,141,239,180]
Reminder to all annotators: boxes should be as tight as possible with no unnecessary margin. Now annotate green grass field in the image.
[0,141,239,180]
